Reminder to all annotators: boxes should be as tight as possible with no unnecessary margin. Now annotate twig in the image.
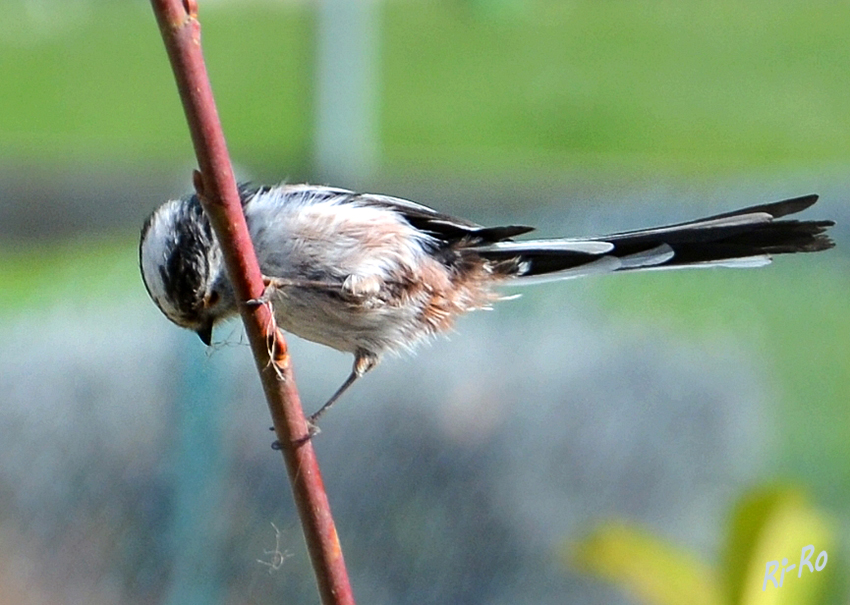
[148,1,355,603]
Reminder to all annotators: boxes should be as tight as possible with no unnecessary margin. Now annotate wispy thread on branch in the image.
[148,1,355,603]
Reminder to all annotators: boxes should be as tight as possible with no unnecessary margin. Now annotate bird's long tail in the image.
[470,194,835,284]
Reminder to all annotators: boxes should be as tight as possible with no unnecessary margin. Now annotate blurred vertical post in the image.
[314,0,380,187]
[163,335,230,605]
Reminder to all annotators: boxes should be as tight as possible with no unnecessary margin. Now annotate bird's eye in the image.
[206,290,220,307]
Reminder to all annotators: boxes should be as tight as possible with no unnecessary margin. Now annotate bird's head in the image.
[139,195,234,345]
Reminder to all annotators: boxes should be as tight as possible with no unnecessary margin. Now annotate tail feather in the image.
[475,194,835,284]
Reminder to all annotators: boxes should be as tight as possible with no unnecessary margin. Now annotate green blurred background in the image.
[4,1,850,171]
[0,0,847,603]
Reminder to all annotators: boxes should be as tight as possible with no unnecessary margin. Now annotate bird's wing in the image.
[351,191,536,243]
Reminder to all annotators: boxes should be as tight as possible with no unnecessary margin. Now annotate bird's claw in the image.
[246,276,280,307]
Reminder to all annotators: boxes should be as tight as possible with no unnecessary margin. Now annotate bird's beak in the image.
[196,320,214,346]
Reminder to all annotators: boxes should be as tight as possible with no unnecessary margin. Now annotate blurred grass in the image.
[0,2,314,172]
[1,1,849,174]
[0,234,140,313]
[383,1,850,174]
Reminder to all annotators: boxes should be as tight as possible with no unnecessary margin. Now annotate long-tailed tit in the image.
[139,184,834,425]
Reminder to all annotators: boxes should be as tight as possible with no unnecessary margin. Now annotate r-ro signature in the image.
[763,545,827,590]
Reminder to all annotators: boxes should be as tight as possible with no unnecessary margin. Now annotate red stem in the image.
[149,1,355,603]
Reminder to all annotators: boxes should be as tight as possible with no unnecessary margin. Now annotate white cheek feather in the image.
[140,199,184,321]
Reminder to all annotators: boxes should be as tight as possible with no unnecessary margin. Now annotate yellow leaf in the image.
[727,488,833,605]
[568,522,723,605]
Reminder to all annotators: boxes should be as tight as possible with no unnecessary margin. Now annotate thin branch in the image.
[148,1,355,603]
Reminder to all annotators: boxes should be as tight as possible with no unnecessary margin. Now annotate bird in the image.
[139,184,834,426]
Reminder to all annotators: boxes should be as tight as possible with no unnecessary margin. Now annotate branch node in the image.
[192,168,206,198]
[183,0,198,18]
[270,330,291,374]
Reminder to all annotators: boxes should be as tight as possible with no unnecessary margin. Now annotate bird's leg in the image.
[307,350,378,434]
[246,275,342,307]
